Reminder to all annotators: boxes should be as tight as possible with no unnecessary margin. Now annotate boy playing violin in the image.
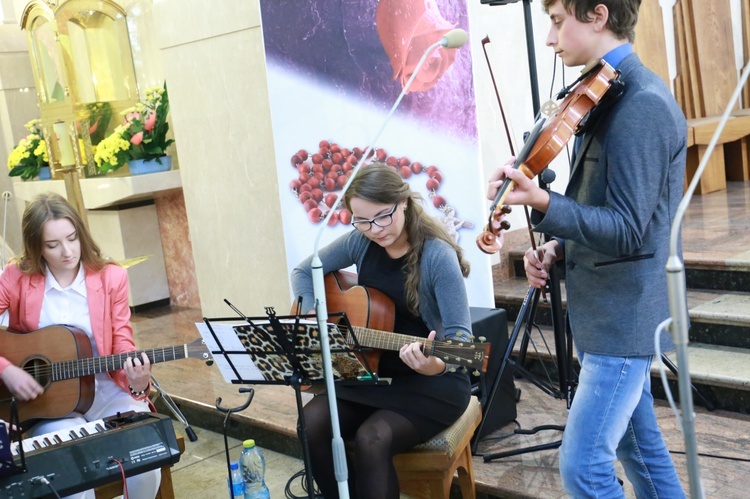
[488,1,686,496]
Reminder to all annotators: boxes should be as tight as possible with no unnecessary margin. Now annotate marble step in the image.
[505,246,750,293]
[502,324,750,412]
[507,325,750,391]
[493,277,750,348]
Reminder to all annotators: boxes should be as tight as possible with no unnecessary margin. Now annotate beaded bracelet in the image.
[128,385,147,397]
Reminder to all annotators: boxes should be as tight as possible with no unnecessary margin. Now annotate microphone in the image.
[308,27,469,499]
[440,28,469,48]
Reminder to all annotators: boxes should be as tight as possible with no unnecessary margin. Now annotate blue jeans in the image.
[559,352,684,498]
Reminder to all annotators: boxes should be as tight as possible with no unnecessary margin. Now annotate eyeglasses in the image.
[351,203,398,232]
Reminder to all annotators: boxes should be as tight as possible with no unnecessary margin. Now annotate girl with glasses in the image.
[291,162,473,499]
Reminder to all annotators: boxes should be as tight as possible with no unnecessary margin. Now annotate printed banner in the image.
[260,0,494,307]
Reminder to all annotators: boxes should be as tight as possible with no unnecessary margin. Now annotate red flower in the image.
[144,111,157,132]
[376,0,458,94]
[130,131,144,145]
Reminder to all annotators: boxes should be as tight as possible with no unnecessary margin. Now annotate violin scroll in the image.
[476,205,512,255]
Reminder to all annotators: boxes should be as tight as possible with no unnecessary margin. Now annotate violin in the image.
[477,59,623,254]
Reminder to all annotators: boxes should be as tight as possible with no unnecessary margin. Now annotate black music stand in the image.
[201,306,380,499]
[0,398,26,478]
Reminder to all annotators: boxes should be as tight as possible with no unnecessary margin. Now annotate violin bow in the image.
[482,35,548,301]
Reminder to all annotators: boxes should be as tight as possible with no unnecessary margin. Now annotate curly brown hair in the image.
[542,0,641,43]
[344,163,470,315]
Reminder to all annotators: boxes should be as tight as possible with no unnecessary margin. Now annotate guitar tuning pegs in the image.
[449,367,457,373]
[472,370,480,377]
[478,336,486,343]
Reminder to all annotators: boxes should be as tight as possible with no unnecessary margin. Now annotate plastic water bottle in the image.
[240,439,270,499]
[228,461,246,498]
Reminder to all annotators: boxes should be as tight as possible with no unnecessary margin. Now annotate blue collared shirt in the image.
[603,43,633,69]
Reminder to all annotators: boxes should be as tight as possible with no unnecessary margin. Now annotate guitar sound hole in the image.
[24,357,52,388]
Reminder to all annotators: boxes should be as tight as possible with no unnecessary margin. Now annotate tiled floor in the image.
[127,181,750,498]
[150,349,750,498]
[168,425,306,499]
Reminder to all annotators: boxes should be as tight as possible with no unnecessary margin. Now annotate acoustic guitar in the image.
[0,325,210,425]
[324,271,490,374]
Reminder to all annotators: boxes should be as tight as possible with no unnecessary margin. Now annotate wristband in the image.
[128,385,147,397]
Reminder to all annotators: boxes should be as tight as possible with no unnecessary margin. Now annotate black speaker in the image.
[470,307,517,439]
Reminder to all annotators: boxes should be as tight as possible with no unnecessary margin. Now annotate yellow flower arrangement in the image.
[7,119,49,180]
[94,83,173,174]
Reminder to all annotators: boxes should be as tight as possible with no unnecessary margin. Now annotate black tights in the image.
[301,395,423,499]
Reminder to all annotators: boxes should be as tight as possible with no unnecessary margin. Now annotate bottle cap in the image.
[243,439,256,448]
[230,461,239,469]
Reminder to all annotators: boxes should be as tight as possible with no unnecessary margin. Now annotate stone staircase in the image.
[492,240,750,415]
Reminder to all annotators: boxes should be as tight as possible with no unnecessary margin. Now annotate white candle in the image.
[53,122,75,167]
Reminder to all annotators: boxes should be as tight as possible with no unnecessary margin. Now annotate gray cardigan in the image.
[291,230,473,342]
[533,53,686,356]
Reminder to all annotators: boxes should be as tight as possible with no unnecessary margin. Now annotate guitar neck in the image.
[350,327,434,354]
[53,345,189,382]
[347,325,489,372]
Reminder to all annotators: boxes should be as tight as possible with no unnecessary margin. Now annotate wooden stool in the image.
[94,435,185,499]
[393,396,482,499]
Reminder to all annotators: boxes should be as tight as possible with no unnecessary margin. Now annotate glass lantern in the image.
[21,0,139,179]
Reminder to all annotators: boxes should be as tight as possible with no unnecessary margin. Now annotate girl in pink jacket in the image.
[0,192,160,499]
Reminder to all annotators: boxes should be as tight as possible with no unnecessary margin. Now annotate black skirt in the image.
[334,352,471,440]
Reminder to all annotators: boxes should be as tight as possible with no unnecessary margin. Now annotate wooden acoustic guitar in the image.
[0,325,210,425]
[323,271,490,374]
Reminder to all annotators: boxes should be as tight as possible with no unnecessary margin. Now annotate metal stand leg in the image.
[150,375,198,442]
[474,286,568,461]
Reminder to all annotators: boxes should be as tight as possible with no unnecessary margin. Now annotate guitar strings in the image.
[20,348,186,380]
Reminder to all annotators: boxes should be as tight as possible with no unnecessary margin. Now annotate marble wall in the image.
[152,0,290,317]
[0,23,37,260]
[155,189,201,309]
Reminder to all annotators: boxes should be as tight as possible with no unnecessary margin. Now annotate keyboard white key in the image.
[10,419,106,456]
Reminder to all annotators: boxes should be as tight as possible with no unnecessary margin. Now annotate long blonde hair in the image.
[344,163,470,315]
[17,192,109,275]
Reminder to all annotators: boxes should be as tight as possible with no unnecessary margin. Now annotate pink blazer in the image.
[0,262,145,398]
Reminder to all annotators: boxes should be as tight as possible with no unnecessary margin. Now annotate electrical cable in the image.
[111,458,129,499]
[669,450,750,463]
[285,468,323,499]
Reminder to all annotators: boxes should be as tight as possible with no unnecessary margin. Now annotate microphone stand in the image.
[665,57,750,499]
[309,29,468,498]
